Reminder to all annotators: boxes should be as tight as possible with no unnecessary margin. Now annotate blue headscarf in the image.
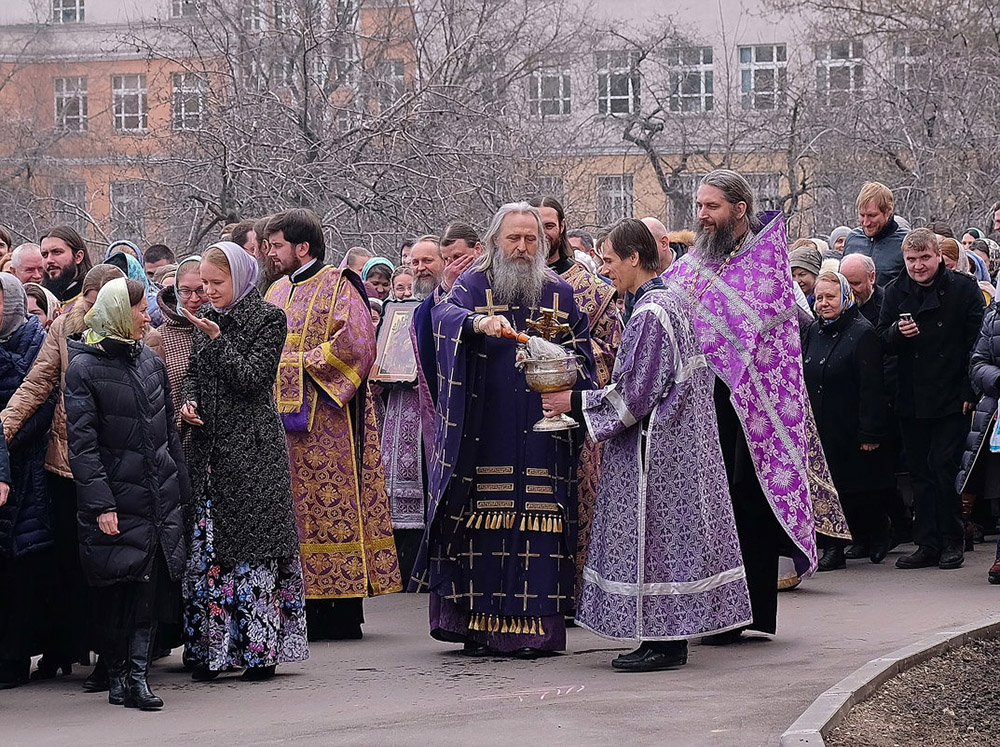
[819,272,856,326]
[105,240,145,267]
[361,256,394,281]
[103,251,162,327]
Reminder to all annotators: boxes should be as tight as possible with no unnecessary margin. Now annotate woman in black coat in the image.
[956,303,1000,583]
[64,277,188,710]
[803,272,893,571]
[0,276,56,688]
[179,242,306,683]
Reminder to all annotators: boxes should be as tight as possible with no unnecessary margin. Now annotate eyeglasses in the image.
[177,287,205,299]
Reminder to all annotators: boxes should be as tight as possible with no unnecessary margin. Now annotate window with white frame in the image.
[815,40,864,107]
[241,0,267,32]
[52,0,84,23]
[596,175,634,225]
[332,40,359,86]
[739,44,786,110]
[893,40,931,92]
[52,182,87,231]
[172,73,206,131]
[170,0,202,17]
[667,47,713,113]
[535,176,565,201]
[528,68,571,116]
[112,74,148,132]
[376,59,406,111]
[110,181,146,241]
[596,51,641,115]
[54,77,87,132]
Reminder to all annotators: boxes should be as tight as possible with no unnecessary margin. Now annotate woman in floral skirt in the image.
[180,242,307,681]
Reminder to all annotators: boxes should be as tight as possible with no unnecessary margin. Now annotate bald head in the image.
[839,253,876,305]
[641,217,673,273]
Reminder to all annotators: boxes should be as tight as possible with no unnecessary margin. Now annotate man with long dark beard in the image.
[40,226,94,310]
[410,202,597,659]
[665,170,849,644]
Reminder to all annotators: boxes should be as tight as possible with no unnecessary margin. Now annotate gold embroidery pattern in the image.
[525,485,554,495]
[476,466,515,475]
[476,483,514,492]
[525,468,550,477]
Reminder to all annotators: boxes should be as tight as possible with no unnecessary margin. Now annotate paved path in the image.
[6,544,1000,747]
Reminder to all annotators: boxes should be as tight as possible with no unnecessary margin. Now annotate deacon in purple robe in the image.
[666,170,849,644]
[410,202,597,658]
[543,219,751,672]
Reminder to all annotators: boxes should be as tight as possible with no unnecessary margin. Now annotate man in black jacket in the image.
[844,182,909,287]
[841,253,883,325]
[878,228,985,570]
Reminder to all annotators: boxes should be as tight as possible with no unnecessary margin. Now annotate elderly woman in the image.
[789,245,823,307]
[802,272,893,570]
[361,257,394,301]
[0,277,55,689]
[64,278,187,710]
[1,264,126,688]
[179,242,307,683]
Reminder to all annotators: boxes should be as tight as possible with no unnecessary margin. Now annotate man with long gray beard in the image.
[410,202,597,659]
[665,170,849,643]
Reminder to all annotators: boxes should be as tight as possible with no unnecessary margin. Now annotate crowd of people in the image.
[1,169,999,707]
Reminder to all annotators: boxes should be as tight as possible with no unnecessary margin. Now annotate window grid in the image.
[893,40,931,92]
[376,59,406,111]
[172,72,206,131]
[112,74,148,133]
[596,175,634,225]
[815,40,864,107]
[242,0,266,32]
[739,44,787,110]
[54,76,87,132]
[528,69,572,116]
[170,0,202,17]
[52,182,87,231]
[596,51,641,116]
[536,176,565,201]
[667,46,714,113]
[110,181,146,242]
[52,0,84,23]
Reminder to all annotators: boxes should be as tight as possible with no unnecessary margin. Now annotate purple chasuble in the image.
[578,285,752,641]
[665,212,849,579]
[410,268,597,649]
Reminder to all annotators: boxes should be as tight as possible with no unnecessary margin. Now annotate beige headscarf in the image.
[83,278,135,346]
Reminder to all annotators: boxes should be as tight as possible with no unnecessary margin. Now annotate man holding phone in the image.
[878,228,985,570]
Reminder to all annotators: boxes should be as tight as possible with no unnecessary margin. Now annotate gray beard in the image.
[695,217,741,265]
[491,250,547,309]
[413,275,438,299]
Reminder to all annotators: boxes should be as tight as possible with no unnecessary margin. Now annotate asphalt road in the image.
[6,544,1000,747]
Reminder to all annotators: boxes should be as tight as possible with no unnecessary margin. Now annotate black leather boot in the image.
[83,656,110,693]
[106,649,129,706]
[123,624,164,710]
[817,545,846,572]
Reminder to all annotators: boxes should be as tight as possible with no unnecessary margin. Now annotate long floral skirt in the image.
[182,499,309,671]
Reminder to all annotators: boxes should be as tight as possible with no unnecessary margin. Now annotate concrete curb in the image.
[779,615,1000,746]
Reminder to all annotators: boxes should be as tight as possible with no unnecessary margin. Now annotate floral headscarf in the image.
[83,277,136,346]
[819,271,856,326]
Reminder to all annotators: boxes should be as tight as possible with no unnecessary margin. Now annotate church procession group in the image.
[1,167,994,710]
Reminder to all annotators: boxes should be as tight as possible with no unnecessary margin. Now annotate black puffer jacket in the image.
[183,290,299,565]
[0,316,56,558]
[802,306,893,494]
[64,336,188,587]
[957,304,1000,493]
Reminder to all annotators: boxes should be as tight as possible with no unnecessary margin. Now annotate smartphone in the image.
[899,313,913,323]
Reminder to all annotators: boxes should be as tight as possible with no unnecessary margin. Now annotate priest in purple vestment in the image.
[665,170,849,644]
[543,219,751,671]
[410,202,597,659]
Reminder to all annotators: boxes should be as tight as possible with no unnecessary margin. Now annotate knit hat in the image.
[829,226,851,249]
[789,246,822,276]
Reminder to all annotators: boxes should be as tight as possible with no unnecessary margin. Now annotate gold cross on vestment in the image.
[466,578,484,600]
[433,321,447,349]
[514,579,538,611]
[457,539,483,570]
[474,289,509,316]
[517,540,540,570]
[526,295,572,341]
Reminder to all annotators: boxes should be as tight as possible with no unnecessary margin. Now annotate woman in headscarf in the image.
[155,256,202,459]
[802,272,893,571]
[64,277,187,711]
[23,283,60,331]
[361,257,394,301]
[971,238,1000,285]
[104,240,145,266]
[179,242,307,683]
[1,264,125,689]
[0,276,55,689]
[104,250,163,328]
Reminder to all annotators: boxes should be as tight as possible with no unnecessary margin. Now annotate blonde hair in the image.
[856,182,894,213]
[816,270,843,287]
[201,246,232,275]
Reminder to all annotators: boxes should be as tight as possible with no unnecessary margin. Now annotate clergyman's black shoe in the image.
[700,627,745,646]
[939,547,965,570]
[241,665,276,681]
[510,647,557,660]
[459,642,496,657]
[83,658,110,693]
[817,546,846,572]
[612,646,687,672]
[844,544,869,560]
[895,546,940,569]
